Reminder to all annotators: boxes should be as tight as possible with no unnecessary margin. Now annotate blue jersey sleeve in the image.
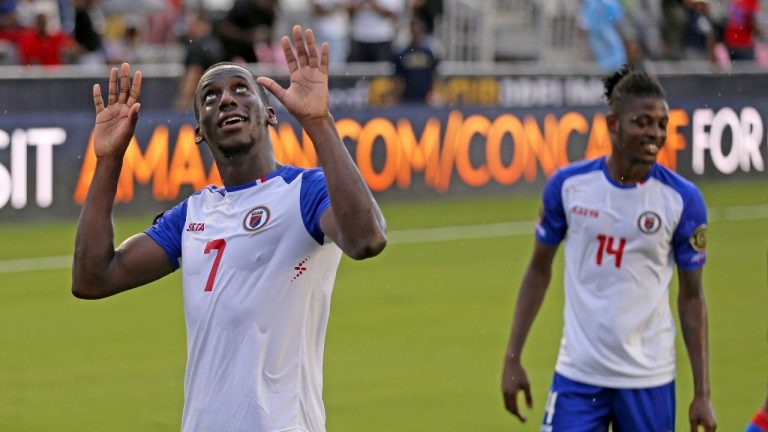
[300,168,331,245]
[536,171,568,245]
[672,186,707,270]
[144,199,188,270]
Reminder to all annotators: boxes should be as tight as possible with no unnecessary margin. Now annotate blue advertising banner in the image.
[0,85,766,220]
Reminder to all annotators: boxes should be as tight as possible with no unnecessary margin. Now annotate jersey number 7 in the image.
[203,239,227,292]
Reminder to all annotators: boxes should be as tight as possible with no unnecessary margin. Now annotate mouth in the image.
[642,142,661,155]
[217,114,249,129]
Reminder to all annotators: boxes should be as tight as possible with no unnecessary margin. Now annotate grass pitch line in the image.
[1,204,767,274]
[388,220,534,244]
[0,255,71,274]
[709,204,768,222]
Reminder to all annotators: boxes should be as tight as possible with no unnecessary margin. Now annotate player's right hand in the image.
[92,63,142,159]
[501,359,533,422]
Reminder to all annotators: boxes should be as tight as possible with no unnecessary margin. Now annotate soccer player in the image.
[71,25,387,431]
[501,65,717,431]
[746,395,768,431]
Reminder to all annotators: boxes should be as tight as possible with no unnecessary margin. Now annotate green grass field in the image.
[1,179,766,431]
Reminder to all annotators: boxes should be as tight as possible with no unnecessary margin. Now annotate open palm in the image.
[92,63,142,159]
[257,26,329,122]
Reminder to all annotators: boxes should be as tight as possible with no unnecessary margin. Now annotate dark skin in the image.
[501,96,717,431]
[72,26,387,299]
[763,394,768,414]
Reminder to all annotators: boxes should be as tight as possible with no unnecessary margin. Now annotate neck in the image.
[212,144,278,187]
[605,154,653,184]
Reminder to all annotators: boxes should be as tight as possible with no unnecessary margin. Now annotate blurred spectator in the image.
[58,0,73,33]
[104,22,140,64]
[0,1,17,16]
[580,0,627,72]
[175,10,226,111]
[73,0,105,64]
[17,11,75,64]
[684,0,716,63]
[409,0,442,52]
[661,0,688,58]
[311,0,350,67]
[724,0,763,60]
[392,17,438,104]
[214,0,277,63]
[618,0,664,64]
[0,7,23,63]
[145,0,181,45]
[16,0,61,30]
[348,0,404,62]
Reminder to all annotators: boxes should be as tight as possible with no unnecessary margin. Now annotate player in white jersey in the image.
[501,65,717,431]
[71,26,387,432]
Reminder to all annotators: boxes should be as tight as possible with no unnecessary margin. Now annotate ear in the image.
[266,107,277,126]
[195,126,204,145]
[607,111,618,135]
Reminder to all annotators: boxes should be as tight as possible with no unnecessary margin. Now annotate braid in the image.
[603,64,666,113]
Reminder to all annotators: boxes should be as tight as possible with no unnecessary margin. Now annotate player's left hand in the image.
[689,396,717,431]
[257,25,329,124]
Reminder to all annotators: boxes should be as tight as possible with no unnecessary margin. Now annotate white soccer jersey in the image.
[146,165,342,432]
[536,156,707,388]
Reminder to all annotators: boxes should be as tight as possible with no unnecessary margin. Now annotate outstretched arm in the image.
[257,26,386,260]
[678,267,717,431]
[72,63,172,299]
[502,240,557,422]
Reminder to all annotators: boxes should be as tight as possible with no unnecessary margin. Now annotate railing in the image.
[440,0,584,63]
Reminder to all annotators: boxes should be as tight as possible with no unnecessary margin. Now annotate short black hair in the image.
[603,64,666,114]
[193,62,270,121]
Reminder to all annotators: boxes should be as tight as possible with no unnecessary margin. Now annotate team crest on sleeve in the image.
[243,206,271,232]
[689,225,707,252]
[637,211,661,234]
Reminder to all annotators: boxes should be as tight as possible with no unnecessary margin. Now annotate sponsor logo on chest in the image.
[572,206,600,218]
[186,222,205,232]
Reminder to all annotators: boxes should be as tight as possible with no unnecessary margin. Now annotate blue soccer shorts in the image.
[541,372,675,432]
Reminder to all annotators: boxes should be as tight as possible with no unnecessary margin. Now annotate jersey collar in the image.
[600,156,656,189]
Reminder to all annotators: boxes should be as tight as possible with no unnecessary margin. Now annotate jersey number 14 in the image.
[596,234,626,268]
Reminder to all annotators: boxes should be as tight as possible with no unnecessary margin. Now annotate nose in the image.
[648,123,666,140]
[219,88,237,109]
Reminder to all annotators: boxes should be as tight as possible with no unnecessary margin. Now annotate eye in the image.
[204,91,217,102]
[236,84,248,93]
[632,116,650,128]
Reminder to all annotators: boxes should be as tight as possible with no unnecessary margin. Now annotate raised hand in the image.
[92,63,142,159]
[257,25,329,123]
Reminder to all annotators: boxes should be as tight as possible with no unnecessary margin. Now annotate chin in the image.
[218,138,256,159]
[636,156,657,165]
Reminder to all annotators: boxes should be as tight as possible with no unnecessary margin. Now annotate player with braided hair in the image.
[501,65,717,431]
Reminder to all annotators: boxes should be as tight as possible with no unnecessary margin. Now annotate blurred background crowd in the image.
[0,0,764,105]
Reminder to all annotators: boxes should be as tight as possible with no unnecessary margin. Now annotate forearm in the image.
[175,67,202,110]
[505,265,551,363]
[678,291,711,397]
[303,115,386,258]
[72,157,122,298]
